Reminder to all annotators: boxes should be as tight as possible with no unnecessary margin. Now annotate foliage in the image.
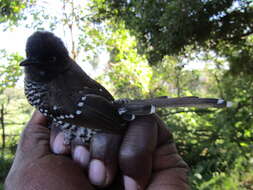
[0,0,35,24]
[196,157,253,190]
[96,21,153,99]
[0,50,23,93]
[22,0,106,67]
[95,22,253,189]
[0,88,32,186]
[0,157,12,186]
[0,1,253,189]
[216,36,253,75]
[91,0,253,75]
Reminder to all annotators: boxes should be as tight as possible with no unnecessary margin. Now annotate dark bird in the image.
[20,31,232,144]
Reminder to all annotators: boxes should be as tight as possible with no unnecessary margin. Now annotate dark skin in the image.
[5,111,189,190]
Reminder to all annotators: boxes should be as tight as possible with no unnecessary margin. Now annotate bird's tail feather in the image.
[118,96,232,117]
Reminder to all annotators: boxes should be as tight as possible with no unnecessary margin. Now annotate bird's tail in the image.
[116,96,232,119]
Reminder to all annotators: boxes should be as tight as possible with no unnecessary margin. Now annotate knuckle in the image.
[119,144,149,164]
[20,124,49,148]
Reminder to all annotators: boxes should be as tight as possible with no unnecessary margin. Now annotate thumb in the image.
[17,110,51,160]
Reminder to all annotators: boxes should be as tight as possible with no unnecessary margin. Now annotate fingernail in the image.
[89,159,106,186]
[124,176,139,190]
[73,146,90,168]
[53,133,66,154]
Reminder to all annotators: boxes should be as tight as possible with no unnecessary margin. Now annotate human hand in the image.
[5,110,189,190]
[4,111,94,190]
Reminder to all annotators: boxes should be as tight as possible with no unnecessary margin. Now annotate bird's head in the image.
[20,31,71,82]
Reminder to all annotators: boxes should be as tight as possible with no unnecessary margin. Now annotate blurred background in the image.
[0,0,252,189]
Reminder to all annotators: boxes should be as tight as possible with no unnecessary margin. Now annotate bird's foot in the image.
[63,129,74,145]
[62,126,99,145]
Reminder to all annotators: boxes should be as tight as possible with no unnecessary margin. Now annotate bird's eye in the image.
[49,56,56,62]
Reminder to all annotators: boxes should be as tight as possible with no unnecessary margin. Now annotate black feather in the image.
[21,31,231,144]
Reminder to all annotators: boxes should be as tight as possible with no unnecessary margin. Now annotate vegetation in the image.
[91,0,253,74]
[0,0,252,189]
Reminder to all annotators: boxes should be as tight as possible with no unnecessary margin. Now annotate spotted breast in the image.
[24,80,100,144]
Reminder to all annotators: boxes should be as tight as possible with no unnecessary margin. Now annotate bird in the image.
[20,31,232,144]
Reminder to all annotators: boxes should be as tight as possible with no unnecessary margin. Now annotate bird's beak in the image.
[19,58,39,66]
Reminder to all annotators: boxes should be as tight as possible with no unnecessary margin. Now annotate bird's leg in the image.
[61,125,99,145]
[75,127,99,144]
[55,122,77,145]
[62,129,74,145]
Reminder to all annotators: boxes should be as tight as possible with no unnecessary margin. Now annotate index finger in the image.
[119,115,158,189]
[28,110,49,127]
[18,110,50,155]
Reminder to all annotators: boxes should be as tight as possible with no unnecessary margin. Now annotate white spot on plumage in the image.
[60,115,65,119]
[150,105,156,114]
[53,105,57,110]
[77,102,84,107]
[70,125,77,131]
[118,107,127,115]
[57,121,63,124]
[62,123,70,129]
[35,99,40,104]
[81,96,86,101]
[130,114,135,120]
[217,99,225,104]
[76,110,82,115]
[69,114,74,118]
[29,90,35,94]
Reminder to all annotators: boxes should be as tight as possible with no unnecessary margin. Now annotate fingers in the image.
[27,110,49,127]
[71,134,91,168]
[119,116,158,190]
[72,144,90,168]
[147,143,189,190]
[19,111,50,152]
[49,113,189,190]
[50,123,71,155]
[16,111,51,162]
[154,115,174,146]
[52,128,123,188]
[50,127,123,188]
[50,125,90,166]
[89,132,122,187]
[50,125,91,168]
[147,116,190,190]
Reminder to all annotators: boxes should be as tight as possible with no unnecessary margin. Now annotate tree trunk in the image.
[176,69,181,97]
[0,104,6,153]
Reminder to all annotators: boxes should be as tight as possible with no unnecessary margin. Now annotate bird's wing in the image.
[67,61,114,101]
[45,81,125,132]
[63,94,125,132]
